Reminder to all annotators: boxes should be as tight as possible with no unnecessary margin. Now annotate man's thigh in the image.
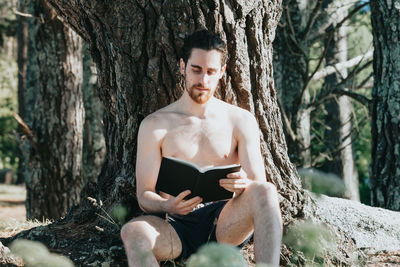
[215,193,254,245]
[124,215,182,260]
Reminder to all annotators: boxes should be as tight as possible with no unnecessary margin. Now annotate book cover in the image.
[156,157,241,202]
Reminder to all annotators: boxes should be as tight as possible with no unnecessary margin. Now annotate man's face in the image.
[180,48,226,104]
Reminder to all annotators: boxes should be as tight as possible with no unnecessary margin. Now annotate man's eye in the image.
[208,71,216,75]
[192,69,201,73]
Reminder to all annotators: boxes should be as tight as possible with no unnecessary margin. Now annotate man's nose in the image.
[199,73,209,85]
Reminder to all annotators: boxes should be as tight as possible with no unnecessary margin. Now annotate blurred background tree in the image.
[273,0,373,204]
[0,0,105,219]
[0,0,18,177]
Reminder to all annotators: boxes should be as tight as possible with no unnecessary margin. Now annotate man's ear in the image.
[180,58,186,75]
[219,64,226,79]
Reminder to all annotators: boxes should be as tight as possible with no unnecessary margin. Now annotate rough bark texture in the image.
[370,0,400,210]
[25,0,84,220]
[322,0,360,201]
[16,0,28,185]
[273,0,312,167]
[82,43,105,185]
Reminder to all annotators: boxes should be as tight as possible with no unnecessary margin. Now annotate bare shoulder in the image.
[138,105,176,139]
[220,101,259,139]
[219,100,257,125]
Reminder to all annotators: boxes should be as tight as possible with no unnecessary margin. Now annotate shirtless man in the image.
[120,30,282,267]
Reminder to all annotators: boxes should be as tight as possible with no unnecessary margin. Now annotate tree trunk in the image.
[322,0,360,201]
[273,0,312,168]
[81,43,105,185]
[25,0,84,220]
[16,0,28,185]
[44,0,304,222]
[370,0,400,210]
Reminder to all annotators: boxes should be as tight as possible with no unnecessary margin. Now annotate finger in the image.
[179,196,202,208]
[179,200,203,215]
[219,178,247,185]
[175,190,192,202]
[220,186,244,194]
[226,172,241,178]
[220,182,248,192]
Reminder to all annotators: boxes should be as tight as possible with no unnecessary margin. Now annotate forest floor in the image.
[0,184,399,266]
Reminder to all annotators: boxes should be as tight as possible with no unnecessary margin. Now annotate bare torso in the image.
[155,98,240,169]
[135,94,265,205]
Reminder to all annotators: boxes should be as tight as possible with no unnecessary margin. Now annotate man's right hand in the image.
[162,190,203,215]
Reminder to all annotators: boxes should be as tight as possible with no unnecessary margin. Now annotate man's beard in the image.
[187,84,212,104]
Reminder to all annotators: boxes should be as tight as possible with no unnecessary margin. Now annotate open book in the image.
[156,157,241,202]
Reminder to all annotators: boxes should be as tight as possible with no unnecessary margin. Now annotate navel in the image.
[224,154,228,159]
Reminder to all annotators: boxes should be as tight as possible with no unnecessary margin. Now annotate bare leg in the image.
[216,181,282,266]
[120,215,182,267]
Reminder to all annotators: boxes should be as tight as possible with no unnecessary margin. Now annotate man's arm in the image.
[136,115,202,214]
[219,110,266,194]
[235,110,266,182]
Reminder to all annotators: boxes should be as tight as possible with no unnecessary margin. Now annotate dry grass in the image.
[0,184,50,239]
[365,250,400,267]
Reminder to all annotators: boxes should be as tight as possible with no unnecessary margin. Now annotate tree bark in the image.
[273,0,312,168]
[82,43,105,185]
[25,0,84,220]
[16,0,28,185]
[44,0,304,223]
[370,0,400,210]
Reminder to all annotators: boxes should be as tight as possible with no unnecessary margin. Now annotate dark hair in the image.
[180,29,227,65]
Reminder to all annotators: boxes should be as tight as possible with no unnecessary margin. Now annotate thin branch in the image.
[354,73,373,90]
[309,2,369,43]
[308,58,373,110]
[12,112,39,152]
[337,60,373,89]
[302,30,333,98]
[277,95,297,143]
[283,6,308,59]
[310,114,369,167]
[331,88,372,113]
[14,10,34,18]
[301,0,323,41]
[14,9,43,22]
[312,50,373,81]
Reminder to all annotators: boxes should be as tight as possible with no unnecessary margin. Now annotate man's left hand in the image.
[219,171,252,197]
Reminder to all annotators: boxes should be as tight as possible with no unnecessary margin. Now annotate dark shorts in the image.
[149,200,252,260]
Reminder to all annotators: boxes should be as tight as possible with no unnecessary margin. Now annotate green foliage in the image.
[111,204,128,225]
[187,242,247,267]
[0,0,17,46]
[0,115,18,171]
[0,4,18,173]
[10,239,74,267]
[283,220,336,266]
[298,168,346,197]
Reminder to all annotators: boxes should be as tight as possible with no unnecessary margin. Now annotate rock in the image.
[313,193,400,252]
[0,241,23,266]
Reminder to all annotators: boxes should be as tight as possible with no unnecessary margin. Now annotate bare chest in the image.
[161,118,238,167]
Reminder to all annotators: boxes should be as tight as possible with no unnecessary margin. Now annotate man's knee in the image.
[120,219,157,246]
[247,181,279,209]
